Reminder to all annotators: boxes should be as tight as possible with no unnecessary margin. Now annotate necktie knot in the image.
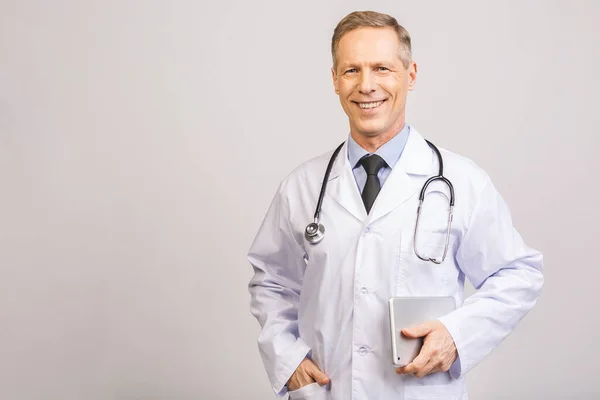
[359,154,387,176]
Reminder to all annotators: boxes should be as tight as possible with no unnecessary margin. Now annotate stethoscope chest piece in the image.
[305,221,325,244]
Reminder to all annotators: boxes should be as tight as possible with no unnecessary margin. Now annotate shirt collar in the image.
[347,124,411,169]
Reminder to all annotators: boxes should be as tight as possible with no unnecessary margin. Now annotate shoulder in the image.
[437,146,486,178]
[278,147,339,194]
[434,145,491,200]
[410,127,488,189]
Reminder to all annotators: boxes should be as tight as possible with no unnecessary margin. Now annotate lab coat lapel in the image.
[326,141,367,223]
[366,129,434,224]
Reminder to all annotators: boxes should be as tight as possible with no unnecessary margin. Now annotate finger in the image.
[414,357,437,378]
[427,361,444,375]
[396,352,430,375]
[306,361,330,385]
[395,364,410,375]
[397,361,419,375]
[428,355,454,374]
[287,370,313,391]
[293,360,317,387]
[298,372,316,386]
[401,321,435,339]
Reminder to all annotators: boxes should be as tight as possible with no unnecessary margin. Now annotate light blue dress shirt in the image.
[347,124,411,193]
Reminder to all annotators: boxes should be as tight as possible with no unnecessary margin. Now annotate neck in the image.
[350,117,406,153]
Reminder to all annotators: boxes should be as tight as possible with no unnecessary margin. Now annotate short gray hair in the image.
[331,11,412,70]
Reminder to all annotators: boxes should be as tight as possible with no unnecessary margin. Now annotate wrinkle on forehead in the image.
[336,28,405,71]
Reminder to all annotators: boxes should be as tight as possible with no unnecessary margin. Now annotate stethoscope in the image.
[304,140,455,264]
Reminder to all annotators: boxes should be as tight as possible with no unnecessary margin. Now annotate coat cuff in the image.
[437,315,464,379]
[272,338,312,397]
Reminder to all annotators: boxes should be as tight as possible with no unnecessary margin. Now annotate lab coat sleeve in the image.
[247,181,311,396]
[437,175,544,379]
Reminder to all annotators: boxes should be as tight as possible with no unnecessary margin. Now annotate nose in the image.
[358,70,376,94]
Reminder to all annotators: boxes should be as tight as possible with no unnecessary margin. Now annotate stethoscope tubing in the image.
[305,139,455,264]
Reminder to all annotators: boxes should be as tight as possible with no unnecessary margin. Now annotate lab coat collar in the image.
[326,128,433,224]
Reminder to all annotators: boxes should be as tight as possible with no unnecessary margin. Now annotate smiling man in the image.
[332,23,414,152]
[248,11,543,400]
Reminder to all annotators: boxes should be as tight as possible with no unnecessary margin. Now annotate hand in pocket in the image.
[286,358,330,392]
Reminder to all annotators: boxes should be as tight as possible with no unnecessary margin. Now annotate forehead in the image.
[337,27,401,65]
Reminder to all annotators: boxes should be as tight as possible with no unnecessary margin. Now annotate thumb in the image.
[307,362,330,385]
[402,322,434,338]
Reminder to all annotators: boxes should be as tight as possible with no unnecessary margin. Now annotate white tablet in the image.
[388,296,457,367]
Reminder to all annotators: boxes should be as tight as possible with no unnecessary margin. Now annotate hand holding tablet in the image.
[388,297,457,371]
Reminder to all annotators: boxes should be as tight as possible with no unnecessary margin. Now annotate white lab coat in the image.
[248,128,543,400]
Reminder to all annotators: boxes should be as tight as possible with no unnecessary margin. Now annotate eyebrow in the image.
[339,62,394,70]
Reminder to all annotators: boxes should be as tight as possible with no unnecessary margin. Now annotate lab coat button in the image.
[360,287,368,294]
[358,346,368,355]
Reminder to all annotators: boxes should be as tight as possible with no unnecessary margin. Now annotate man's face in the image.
[332,27,417,139]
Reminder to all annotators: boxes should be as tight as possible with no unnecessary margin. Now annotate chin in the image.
[355,121,387,136]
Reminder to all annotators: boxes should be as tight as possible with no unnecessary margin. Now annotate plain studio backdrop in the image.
[0,1,598,399]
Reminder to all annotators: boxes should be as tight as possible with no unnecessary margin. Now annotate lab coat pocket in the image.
[288,382,329,400]
[396,231,457,297]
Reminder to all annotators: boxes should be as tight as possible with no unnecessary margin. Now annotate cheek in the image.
[383,78,407,98]
[340,98,353,114]
[388,90,408,111]
[337,88,353,106]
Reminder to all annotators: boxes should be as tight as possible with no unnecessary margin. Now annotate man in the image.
[248,10,543,400]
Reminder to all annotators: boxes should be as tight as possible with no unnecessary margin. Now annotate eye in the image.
[376,67,390,72]
[345,68,357,74]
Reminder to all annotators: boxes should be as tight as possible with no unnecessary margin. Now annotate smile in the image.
[355,100,386,110]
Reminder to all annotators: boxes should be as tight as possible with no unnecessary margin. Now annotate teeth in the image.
[358,101,384,109]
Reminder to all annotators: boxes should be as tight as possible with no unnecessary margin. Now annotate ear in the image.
[407,61,418,91]
[331,67,340,95]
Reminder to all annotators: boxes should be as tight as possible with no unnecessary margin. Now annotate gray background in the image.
[0,0,598,399]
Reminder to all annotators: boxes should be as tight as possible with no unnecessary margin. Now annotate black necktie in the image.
[358,154,387,214]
